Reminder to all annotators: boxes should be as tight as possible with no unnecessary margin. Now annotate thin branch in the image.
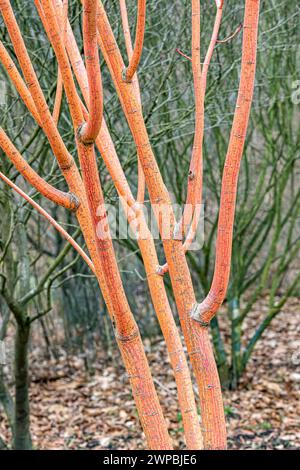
[52,0,69,125]
[175,48,192,61]
[0,41,42,126]
[1,0,76,171]
[122,0,146,82]
[160,1,224,275]
[0,127,78,211]
[192,1,260,325]
[217,23,243,44]
[119,0,145,203]
[0,171,95,275]
[78,0,103,143]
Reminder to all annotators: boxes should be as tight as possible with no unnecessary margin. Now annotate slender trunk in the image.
[13,321,32,450]
[79,144,173,450]
[12,217,32,450]
[0,187,15,438]
[122,0,146,82]
[192,0,261,325]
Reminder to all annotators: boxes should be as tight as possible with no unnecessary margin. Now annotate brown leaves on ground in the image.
[223,297,300,450]
[0,297,299,450]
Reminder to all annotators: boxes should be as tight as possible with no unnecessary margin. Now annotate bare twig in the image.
[175,48,192,61]
[217,23,243,44]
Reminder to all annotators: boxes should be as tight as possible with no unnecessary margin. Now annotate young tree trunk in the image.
[13,217,32,450]
[13,321,32,450]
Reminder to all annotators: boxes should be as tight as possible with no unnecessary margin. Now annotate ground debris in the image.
[0,298,299,450]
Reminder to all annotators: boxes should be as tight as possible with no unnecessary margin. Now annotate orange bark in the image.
[181,1,223,249]
[52,68,63,125]
[0,0,79,178]
[191,0,260,325]
[119,0,145,203]
[95,0,227,449]
[54,2,202,448]
[36,0,172,449]
[78,0,103,143]
[0,127,78,211]
[122,0,146,83]
[0,41,42,126]
[0,1,103,282]
[0,171,94,273]
[160,1,224,275]
[52,0,68,124]
[183,0,203,236]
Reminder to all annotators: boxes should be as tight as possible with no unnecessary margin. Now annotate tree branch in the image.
[122,0,146,83]
[0,171,95,302]
[0,128,78,211]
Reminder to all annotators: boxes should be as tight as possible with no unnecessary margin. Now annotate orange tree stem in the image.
[96,0,227,449]
[192,0,260,326]
[119,0,145,203]
[86,0,149,208]
[123,0,146,83]
[80,143,173,450]
[160,1,224,275]
[52,0,68,124]
[0,0,81,196]
[0,38,78,212]
[38,0,172,449]
[0,41,42,126]
[61,11,202,447]
[119,0,142,106]
[78,0,103,144]
[175,0,204,242]
[0,171,94,273]
[52,69,63,125]
[1,1,105,285]
[0,127,78,211]
[202,2,223,91]
[181,1,223,249]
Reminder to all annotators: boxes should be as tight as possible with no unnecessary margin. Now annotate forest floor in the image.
[0,297,299,450]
